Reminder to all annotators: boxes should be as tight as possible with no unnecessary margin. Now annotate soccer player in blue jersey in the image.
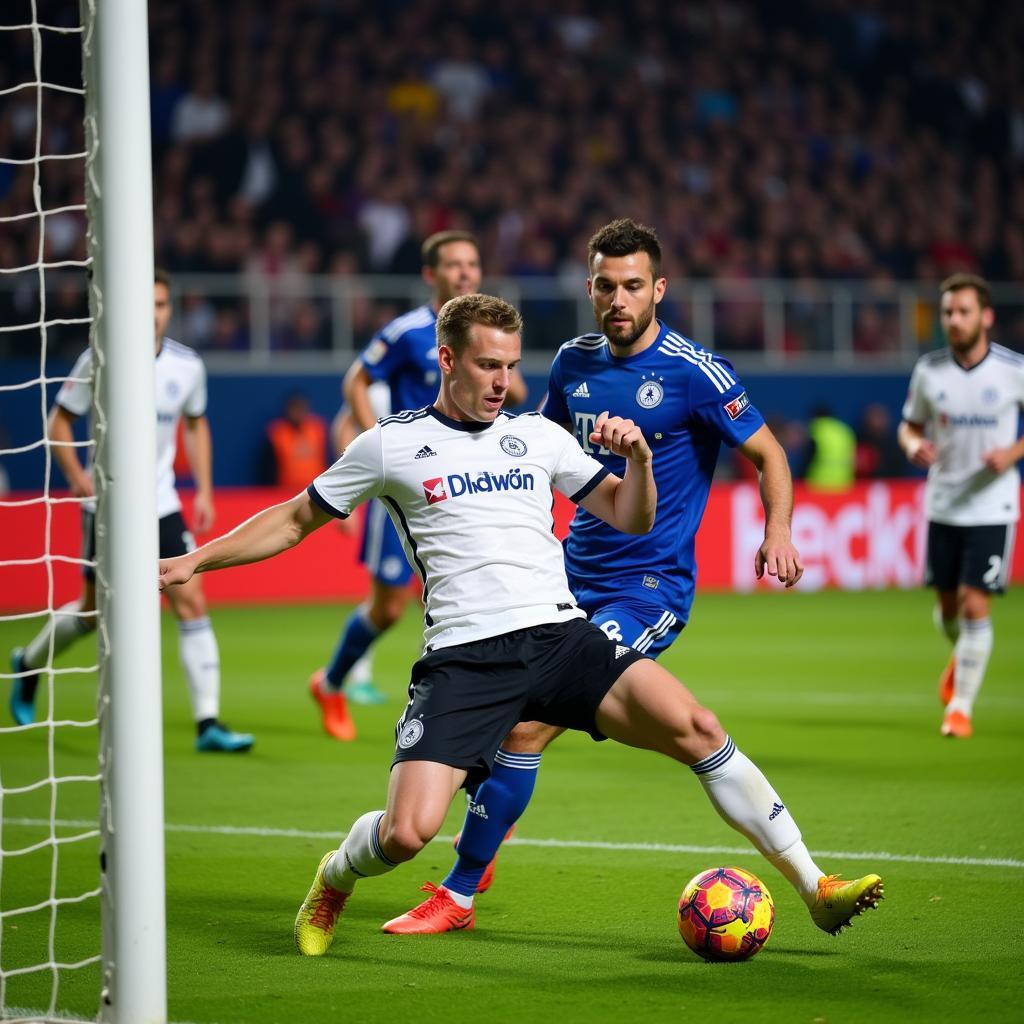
[386,218,805,932]
[308,230,526,739]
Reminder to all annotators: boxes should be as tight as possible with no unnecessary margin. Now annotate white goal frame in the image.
[82,0,167,1021]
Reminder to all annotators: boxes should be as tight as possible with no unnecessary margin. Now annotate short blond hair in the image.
[436,294,523,355]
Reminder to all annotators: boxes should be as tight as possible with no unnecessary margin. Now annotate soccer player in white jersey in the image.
[159,294,884,955]
[9,270,253,753]
[308,231,526,739]
[899,274,1024,739]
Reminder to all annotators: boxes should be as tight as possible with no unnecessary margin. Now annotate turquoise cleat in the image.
[9,648,38,726]
[196,722,254,753]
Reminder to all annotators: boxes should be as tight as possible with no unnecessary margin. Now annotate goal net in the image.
[1,1,166,1022]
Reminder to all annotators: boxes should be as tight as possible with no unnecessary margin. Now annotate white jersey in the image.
[902,343,1024,526]
[310,407,609,651]
[56,337,208,518]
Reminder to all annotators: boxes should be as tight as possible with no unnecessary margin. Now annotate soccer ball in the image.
[677,866,775,962]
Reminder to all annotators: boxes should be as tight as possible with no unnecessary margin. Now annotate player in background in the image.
[324,381,393,706]
[308,230,526,740]
[898,273,1024,739]
[8,270,253,753]
[390,217,805,931]
[158,294,883,954]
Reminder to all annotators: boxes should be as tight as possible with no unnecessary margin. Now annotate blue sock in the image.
[443,749,540,898]
[325,608,381,691]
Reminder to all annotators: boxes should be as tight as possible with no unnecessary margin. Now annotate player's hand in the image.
[755,529,804,588]
[158,554,196,591]
[907,437,937,469]
[70,472,94,499]
[982,447,1017,475]
[591,411,652,464]
[191,491,215,534]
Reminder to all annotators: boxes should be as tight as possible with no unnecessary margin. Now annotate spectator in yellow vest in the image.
[803,404,856,492]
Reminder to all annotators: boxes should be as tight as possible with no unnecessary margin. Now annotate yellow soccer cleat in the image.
[294,851,350,956]
[810,873,884,935]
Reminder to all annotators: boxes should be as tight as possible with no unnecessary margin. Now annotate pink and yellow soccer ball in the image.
[677,866,775,962]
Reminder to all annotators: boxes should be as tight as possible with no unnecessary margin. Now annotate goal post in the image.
[83,0,167,1021]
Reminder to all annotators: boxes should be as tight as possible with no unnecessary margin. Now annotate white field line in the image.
[6,817,1023,870]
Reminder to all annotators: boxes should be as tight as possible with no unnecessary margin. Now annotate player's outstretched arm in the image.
[738,424,803,588]
[578,412,656,535]
[158,491,333,591]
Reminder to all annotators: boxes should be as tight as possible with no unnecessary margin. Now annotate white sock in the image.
[692,737,823,904]
[443,886,473,909]
[932,605,959,644]
[23,601,94,669]
[324,811,398,893]
[178,617,220,722]
[949,618,993,717]
[348,653,374,686]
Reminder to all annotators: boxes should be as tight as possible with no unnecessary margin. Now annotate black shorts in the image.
[925,520,1015,594]
[81,509,195,582]
[392,617,647,787]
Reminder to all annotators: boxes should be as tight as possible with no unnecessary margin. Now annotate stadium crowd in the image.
[2,2,1023,285]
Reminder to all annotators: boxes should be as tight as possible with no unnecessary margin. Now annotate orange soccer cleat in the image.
[941,709,972,739]
[938,655,955,707]
[309,669,357,741]
[381,882,475,935]
[453,824,515,894]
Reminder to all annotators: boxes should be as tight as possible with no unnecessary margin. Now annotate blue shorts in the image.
[578,595,686,660]
[359,499,415,587]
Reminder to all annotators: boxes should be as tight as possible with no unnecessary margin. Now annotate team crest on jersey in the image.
[500,434,527,457]
[165,380,180,398]
[397,717,424,749]
[363,339,388,365]
[724,391,750,420]
[422,477,448,504]
[982,387,999,406]
[636,379,664,409]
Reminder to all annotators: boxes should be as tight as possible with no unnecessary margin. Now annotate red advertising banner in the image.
[1,483,1021,611]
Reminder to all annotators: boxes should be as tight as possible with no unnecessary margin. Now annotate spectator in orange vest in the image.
[264,394,328,489]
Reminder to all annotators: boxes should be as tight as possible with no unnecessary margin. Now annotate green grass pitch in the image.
[1,588,1022,1023]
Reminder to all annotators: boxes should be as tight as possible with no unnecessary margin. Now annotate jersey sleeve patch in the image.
[363,338,388,366]
[723,391,750,420]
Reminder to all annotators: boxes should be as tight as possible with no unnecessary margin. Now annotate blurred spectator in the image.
[855,403,908,479]
[801,404,857,492]
[261,393,328,488]
[171,67,229,144]
[2,0,1023,306]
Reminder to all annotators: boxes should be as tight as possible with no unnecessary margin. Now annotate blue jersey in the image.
[360,303,440,412]
[543,320,764,622]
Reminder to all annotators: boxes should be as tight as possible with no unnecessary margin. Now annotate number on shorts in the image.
[599,620,623,642]
[982,555,1002,586]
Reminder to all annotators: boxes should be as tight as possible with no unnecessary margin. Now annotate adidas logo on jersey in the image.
[414,445,437,460]
[614,645,630,659]
[572,382,590,398]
